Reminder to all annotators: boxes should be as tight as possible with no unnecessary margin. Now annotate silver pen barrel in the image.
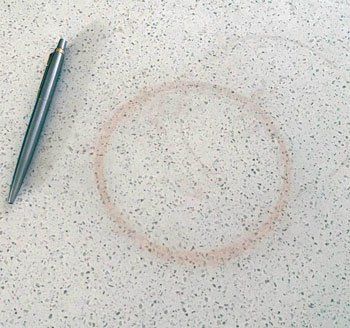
[8,38,67,204]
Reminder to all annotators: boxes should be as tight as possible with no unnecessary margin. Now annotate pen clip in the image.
[36,52,54,98]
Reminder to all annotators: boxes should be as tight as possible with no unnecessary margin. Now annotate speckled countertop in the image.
[0,1,349,327]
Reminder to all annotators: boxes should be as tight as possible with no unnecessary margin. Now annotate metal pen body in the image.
[8,39,67,204]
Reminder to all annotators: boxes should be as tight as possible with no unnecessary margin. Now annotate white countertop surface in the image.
[1,1,349,327]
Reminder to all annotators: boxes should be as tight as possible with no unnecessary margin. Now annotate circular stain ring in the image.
[94,81,292,266]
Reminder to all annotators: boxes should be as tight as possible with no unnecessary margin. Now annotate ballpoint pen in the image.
[8,38,67,204]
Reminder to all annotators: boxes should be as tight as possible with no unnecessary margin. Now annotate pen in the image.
[8,38,67,204]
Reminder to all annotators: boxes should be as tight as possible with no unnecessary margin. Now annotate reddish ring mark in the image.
[94,81,292,266]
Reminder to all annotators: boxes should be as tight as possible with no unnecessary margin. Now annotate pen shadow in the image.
[25,22,109,191]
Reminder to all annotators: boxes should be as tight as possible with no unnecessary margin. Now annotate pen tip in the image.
[7,188,18,204]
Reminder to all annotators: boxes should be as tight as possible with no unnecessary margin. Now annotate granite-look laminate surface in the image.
[0,1,349,327]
